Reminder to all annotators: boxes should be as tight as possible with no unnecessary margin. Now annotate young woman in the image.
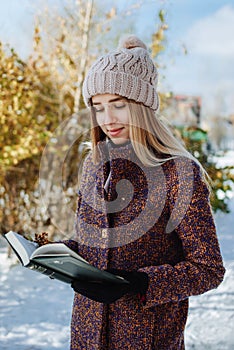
[62,35,225,349]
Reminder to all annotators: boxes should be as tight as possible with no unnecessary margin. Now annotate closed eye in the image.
[94,105,105,112]
[94,100,127,113]
[113,101,126,109]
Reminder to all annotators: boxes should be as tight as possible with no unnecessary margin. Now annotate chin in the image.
[111,137,129,145]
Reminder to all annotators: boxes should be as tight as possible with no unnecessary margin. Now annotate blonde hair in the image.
[128,102,194,166]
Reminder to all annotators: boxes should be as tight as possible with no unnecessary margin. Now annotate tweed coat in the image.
[63,141,225,350]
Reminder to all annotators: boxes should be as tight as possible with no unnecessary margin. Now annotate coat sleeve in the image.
[138,159,225,309]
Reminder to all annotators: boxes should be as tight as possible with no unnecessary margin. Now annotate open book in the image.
[4,231,128,285]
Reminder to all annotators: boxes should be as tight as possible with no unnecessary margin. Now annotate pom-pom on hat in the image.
[82,35,159,111]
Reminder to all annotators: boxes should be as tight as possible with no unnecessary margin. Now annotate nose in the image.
[103,106,118,125]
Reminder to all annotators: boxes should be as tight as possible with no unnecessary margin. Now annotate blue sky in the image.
[0,0,234,117]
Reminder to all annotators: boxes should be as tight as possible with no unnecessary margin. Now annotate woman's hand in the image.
[107,269,149,296]
[71,279,130,304]
[71,269,148,304]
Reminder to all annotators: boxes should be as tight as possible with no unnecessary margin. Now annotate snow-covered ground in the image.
[0,244,73,350]
[0,151,234,349]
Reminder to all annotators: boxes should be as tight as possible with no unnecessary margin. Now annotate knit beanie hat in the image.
[82,35,159,111]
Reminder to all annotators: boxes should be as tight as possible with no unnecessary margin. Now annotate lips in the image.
[108,127,124,136]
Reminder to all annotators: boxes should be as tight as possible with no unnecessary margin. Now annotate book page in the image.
[31,243,88,264]
[5,231,38,266]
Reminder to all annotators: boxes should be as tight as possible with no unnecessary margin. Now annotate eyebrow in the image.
[92,97,124,105]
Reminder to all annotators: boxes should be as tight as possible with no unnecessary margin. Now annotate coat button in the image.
[102,228,108,238]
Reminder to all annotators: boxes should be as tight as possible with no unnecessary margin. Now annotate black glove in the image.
[106,269,149,296]
[71,269,148,304]
[71,279,130,304]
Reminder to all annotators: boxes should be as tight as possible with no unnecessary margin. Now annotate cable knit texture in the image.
[82,35,159,110]
[62,142,225,350]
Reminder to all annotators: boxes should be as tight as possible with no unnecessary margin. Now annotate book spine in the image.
[27,261,55,276]
[27,260,73,284]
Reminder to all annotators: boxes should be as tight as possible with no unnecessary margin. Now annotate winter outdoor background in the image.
[0,0,234,349]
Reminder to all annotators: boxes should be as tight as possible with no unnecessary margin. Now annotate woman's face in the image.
[92,93,130,145]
